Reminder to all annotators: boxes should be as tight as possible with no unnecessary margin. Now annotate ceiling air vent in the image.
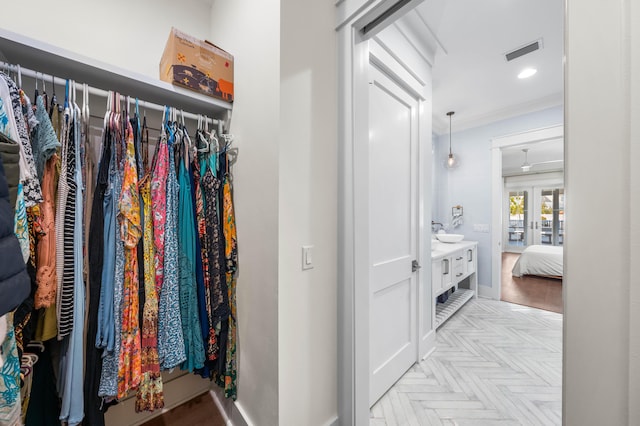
[505,39,542,62]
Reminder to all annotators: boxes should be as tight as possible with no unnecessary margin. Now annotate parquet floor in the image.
[501,252,563,314]
[370,299,562,425]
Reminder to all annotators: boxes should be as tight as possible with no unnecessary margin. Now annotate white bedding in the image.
[512,245,563,278]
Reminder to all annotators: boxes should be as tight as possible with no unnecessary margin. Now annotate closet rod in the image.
[0,62,223,127]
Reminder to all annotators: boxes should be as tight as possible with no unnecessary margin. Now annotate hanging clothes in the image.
[135,153,163,413]
[0,75,30,263]
[222,165,238,399]
[34,154,58,309]
[202,167,225,363]
[56,99,77,340]
[157,124,186,370]
[32,96,61,186]
[191,158,213,371]
[32,94,61,310]
[0,61,242,420]
[99,122,126,400]
[178,140,205,372]
[2,73,42,207]
[58,102,86,426]
[0,314,22,425]
[117,120,142,399]
[192,157,216,362]
[201,158,229,382]
[85,122,112,426]
[95,129,116,353]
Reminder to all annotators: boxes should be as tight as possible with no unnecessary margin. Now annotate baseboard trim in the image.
[477,284,495,299]
[209,388,253,426]
[420,329,437,361]
[324,415,339,426]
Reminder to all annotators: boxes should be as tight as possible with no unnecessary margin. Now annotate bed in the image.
[511,245,563,278]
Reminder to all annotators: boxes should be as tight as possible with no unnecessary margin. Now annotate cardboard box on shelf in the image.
[160,27,234,102]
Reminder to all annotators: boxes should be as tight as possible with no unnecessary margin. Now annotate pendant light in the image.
[445,111,459,169]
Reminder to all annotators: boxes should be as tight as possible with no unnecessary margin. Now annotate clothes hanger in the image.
[34,71,39,101]
[26,340,45,353]
[49,74,56,117]
[180,110,193,168]
[196,115,210,153]
[104,90,112,132]
[41,72,49,111]
[82,83,90,140]
[141,113,149,171]
[16,64,21,89]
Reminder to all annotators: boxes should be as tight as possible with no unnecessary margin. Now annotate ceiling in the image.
[410,0,564,135]
[501,138,564,176]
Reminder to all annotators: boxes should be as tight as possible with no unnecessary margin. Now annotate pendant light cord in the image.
[447,111,455,156]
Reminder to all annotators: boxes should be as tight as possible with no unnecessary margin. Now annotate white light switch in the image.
[302,245,314,270]
[473,224,490,233]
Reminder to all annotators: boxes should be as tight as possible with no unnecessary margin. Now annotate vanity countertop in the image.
[431,240,477,260]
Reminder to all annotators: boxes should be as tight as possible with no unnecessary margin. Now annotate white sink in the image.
[436,234,464,243]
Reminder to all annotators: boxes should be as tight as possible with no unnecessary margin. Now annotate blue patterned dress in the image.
[158,134,186,370]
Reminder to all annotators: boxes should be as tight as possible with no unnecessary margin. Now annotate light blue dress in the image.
[99,144,125,399]
[59,104,85,425]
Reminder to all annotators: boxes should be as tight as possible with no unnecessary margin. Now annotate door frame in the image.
[337,3,433,423]
[490,124,564,300]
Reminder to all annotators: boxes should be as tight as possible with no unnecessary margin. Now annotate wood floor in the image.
[501,252,563,314]
[370,299,563,425]
[141,392,225,426]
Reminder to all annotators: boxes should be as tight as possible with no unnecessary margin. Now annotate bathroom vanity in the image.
[431,240,478,328]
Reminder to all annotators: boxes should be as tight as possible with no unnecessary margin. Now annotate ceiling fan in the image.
[520,148,564,172]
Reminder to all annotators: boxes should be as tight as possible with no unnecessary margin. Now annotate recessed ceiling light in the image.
[518,68,537,79]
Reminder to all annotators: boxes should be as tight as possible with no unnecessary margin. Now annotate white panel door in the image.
[368,64,419,406]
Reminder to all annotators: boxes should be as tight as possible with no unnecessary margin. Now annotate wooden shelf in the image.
[0,28,231,119]
[435,288,474,329]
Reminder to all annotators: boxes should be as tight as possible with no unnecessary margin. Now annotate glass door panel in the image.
[536,188,564,246]
[506,190,529,251]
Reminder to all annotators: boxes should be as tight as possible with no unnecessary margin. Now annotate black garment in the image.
[0,153,30,316]
[14,262,37,359]
[83,131,111,426]
[0,140,20,209]
[25,342,62,426]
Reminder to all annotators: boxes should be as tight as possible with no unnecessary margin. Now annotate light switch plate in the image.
[302,245,314,270]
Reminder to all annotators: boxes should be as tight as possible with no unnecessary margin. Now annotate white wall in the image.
[279,0,338,425]
[564,0,639,424]
[209,2,281,425]
[432,105,563,288]
[1,0,212,80]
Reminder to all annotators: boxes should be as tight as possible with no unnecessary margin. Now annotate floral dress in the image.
[223,172,238,399]
[117,122,142,399]
[135,165,164,412]
[193,160,217,360]
[0,313,21,425]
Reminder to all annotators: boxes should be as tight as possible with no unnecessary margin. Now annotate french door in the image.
[505,186,564,252]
